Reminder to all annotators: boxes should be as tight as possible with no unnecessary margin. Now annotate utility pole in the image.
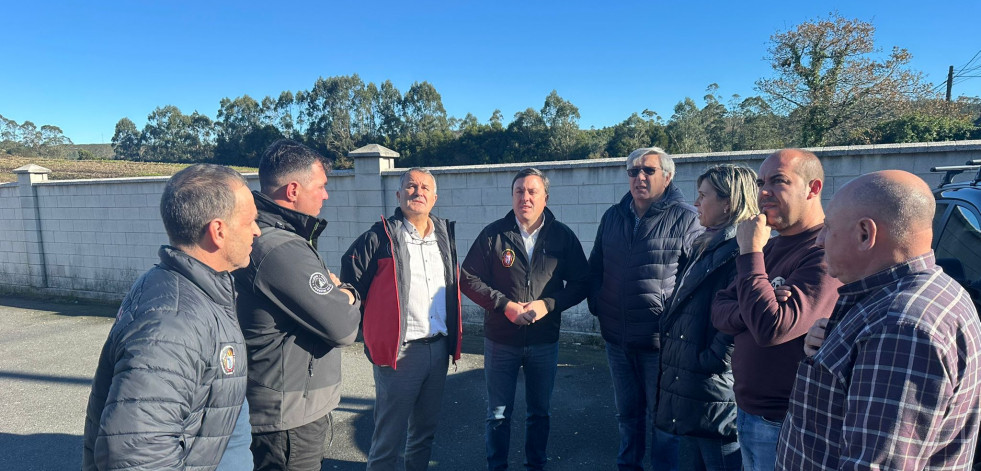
[946,65,954,102]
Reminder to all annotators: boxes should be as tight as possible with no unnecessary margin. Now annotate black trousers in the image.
[251,413,331,471]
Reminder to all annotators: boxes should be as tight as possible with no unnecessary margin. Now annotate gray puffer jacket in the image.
[82,246,247,470]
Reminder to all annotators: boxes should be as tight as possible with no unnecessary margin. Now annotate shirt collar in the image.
[402,217,435,241]
[515,215,543,239]
[837,251,936,298]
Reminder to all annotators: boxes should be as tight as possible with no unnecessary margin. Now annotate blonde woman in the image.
[655,164,759,470]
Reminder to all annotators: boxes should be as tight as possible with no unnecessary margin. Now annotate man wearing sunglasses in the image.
[589,147,702,471]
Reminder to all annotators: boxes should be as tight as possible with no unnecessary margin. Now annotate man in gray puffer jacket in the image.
[82,164,260,470]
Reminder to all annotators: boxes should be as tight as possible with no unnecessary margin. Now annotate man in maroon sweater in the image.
[711,148,841,471]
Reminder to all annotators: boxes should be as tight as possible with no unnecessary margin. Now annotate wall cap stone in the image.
[373,140,981,176]
[349,144,400,158]
[13,164,52,175]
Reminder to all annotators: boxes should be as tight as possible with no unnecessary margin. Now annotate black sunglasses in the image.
[627,166,660,177]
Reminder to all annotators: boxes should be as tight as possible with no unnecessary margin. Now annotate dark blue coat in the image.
[588,184,701,351]
[656,225,739,439]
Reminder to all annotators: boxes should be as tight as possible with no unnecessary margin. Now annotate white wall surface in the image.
[3,140,980,339]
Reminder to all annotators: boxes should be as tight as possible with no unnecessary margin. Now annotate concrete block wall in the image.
[0,184,30,291]
[0,174,261,301]
[31,178,171,299]
[3,140,981,339]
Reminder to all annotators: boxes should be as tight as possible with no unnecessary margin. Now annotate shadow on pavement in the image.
[0,297,620,470]
[0,371,93,386]
[323,335,618,470]
[0,296,119,318]
[0,432,83,471]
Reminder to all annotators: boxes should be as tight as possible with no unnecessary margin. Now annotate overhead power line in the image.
[942,48,981,100]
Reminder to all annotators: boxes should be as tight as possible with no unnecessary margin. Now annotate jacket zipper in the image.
[308,220,321,245]
[622,213,633,346]
[302,354,314,398]
[524,221,547,343]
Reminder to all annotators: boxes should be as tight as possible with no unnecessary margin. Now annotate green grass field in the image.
[0,155,256,184]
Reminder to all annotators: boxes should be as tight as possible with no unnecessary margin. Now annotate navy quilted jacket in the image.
[588,184,701,351]
[656,225,739,439]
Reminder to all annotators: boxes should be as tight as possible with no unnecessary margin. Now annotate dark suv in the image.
[931,160,981,314]
[931,161,981,470]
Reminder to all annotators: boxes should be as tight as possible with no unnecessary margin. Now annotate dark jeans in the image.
[605,342,679,471]
[678,435,740,471]
[484,338,559,471]
[735,407,782,471]
[251,412,330,471]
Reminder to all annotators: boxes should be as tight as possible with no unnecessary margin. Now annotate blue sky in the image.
[3,1,980,144]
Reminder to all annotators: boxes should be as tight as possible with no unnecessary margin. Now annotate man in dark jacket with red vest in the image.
[461,168,590,471]
[589,147,702,471]
[342,167,463,471]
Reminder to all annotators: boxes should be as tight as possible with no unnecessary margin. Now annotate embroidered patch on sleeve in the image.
[309,272,335,295]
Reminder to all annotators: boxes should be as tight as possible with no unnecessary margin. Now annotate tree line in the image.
[8,14,981,168]
[0,115,75,158]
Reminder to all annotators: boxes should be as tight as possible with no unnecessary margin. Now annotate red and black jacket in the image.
[341,208,462,368]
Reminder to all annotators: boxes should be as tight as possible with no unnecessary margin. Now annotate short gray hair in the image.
[399,167,437,193]
[626,147,674,177]
[511,167,549,195]
[160,164,248,247]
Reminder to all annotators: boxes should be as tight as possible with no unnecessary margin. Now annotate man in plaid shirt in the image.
[776,170,981,470]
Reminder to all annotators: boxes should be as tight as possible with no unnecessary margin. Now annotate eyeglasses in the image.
[627,166,660,177]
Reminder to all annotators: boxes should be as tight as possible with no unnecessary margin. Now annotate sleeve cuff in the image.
[735,251,766,275]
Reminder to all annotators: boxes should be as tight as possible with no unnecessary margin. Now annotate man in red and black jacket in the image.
[341,167,462,471]
[461,167,590,471]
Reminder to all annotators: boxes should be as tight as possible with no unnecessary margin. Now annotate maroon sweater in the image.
[711,225,841,420]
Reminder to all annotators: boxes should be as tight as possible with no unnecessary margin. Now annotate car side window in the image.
[935,204,981,303]
[933,202,949,239]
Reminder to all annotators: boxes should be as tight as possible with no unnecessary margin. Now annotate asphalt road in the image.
[0,297,620,470]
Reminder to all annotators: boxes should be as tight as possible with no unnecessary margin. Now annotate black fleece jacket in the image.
[461,208,590,346]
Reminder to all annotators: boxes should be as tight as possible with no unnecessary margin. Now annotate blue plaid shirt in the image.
[776,252,981,470]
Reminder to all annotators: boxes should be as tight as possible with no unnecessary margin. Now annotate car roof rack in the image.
[930,159,981,187]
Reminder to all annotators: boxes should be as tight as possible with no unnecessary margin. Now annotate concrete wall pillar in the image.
[349,143,400,220]
[13,165,51,289]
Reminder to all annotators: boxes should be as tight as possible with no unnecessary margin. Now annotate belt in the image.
[406,334,445,345]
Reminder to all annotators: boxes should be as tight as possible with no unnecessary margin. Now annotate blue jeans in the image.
[217,398,253,470]
[605,342,679,471]
[678,435,740,471]
[735,408,782,471]
[484,338,559,471]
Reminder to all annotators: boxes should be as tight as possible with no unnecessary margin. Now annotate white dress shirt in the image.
[401,218,448,342]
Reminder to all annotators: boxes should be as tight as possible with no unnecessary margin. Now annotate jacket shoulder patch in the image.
[309,272,335,295]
